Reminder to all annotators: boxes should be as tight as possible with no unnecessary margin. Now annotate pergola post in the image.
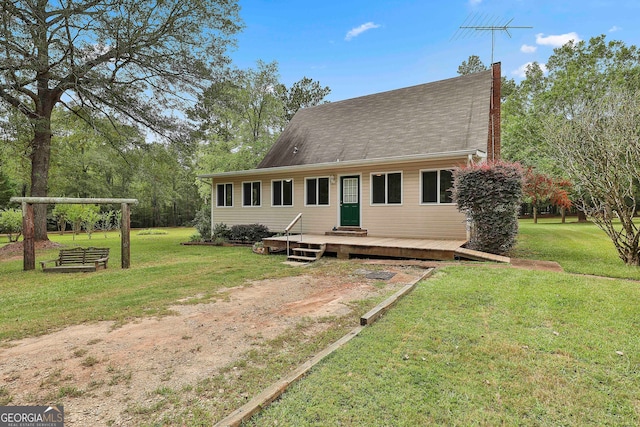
[121,202,131,269]
[22,202,35,271]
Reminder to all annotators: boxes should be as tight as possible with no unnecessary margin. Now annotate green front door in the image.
[340,176,360,227]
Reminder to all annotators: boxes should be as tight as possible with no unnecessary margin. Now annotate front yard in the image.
[1,220,639,426]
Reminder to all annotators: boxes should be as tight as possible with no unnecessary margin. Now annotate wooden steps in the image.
[325,227,368,237]
[287,242,326,263]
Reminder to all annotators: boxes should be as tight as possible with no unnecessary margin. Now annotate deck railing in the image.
[285,213,303,255]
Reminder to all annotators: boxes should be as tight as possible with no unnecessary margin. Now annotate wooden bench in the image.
[40,247,110,273]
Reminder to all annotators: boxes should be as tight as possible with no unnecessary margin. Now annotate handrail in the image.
[285,213,303,256]
[285,213,303,233]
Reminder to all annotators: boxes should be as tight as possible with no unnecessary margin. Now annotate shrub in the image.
[229,224,272,243]
[192,205,211,240]
[212,222,231,241]
[453,162,523,255]
[0,208,22,242]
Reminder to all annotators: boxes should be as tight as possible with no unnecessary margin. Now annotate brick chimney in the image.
[487,62,501,161]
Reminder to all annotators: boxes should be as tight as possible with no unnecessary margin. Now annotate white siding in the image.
[211,158,470,240]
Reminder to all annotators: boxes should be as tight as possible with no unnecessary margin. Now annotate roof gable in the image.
[258,70,493,169]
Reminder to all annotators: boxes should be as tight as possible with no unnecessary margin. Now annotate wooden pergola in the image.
[10,197,138,271]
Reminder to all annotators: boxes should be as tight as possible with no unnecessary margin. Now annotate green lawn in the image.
[248,220,640,426]
[514,218,640,280]
[0,228,295,341]
[2,221,640,426]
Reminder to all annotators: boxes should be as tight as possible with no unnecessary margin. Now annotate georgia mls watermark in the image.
[0,406,64,427]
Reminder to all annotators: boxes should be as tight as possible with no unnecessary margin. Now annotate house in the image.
[199,63,501,241]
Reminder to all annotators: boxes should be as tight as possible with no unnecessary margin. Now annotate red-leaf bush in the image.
[452,161,523,255]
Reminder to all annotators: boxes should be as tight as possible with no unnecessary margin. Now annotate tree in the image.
[190,61,331,199]
[0,163,16,208]
[278,77,331,122]
[523,168,554,223]
[457,55,515,100]
[539,35,640,265]
[0,208,22,242]
[523,168,573,223]
[457,55,487,75]
[0,0,241,240]
[544,88,640,265]
[190,61,285,173]
[501,62,551,170]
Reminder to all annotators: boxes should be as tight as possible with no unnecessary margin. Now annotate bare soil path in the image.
[0,262,423,426]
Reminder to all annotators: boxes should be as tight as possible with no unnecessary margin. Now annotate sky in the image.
[230,0,640,102]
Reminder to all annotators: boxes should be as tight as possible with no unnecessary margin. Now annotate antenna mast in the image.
[452,15,532,63]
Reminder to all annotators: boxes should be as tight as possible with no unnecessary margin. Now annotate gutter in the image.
[197,149,486,180]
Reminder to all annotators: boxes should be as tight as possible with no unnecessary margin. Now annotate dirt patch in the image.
[510,258,563,272]
[0,264,424,426]
[0,240,63,261]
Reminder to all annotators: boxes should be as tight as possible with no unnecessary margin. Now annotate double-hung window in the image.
[421,169,454,204]
[272,179,293,206]
[243,181,261,207]
[371,172,402,205]
[306,177,330,206]
[216,183,233,207]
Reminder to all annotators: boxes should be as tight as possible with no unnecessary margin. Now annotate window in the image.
[243,181,261,206]
[272,179,293,206]
[216,183,233,207]
[371,172,402,205]
[306,177,330,206]
[421,169,454,204]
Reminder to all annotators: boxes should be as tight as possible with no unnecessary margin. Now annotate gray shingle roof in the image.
[258,70,492,169]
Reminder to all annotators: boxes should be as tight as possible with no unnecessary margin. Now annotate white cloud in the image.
[521,44,537,53]
[512,62,548,78]
[609,25,621,32]
[345,22,381,41]
[535,32,581,47]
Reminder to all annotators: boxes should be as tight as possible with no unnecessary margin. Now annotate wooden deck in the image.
[263,234,508,262]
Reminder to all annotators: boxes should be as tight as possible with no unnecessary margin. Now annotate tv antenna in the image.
[452,15,532,63]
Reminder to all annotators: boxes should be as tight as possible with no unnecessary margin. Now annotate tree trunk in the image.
[561,207,566,223]
[533,205,538,224]
[30,125,53,241]
[577,211,588,223]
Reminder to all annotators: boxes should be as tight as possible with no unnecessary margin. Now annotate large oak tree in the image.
[0,0,241,239]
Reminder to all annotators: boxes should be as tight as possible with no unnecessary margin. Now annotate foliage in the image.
[63,204,100,240]
[0,208,22,242]
[137,229,169,236]
[457,54,487,75]
[0,166,16,208]
[190,61,286,174]
[523,168,572,223]
[51,204,71,234]
[99,211,116,238]
[456,55,515,100]
[501,62,552,170]
[212,222,231,241]
[453,162,523,254]
[229,224,272,243]
[190,61,331,200]
[278,77,331,122]
[544,89,640,265]
[0,0,241,240]
[192,205,212,240]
